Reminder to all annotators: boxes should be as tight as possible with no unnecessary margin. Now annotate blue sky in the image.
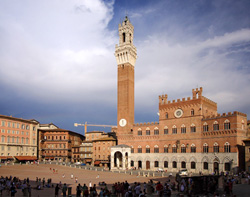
[0,0,250,134]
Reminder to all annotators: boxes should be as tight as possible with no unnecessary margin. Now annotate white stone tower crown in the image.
[115,16,137,67]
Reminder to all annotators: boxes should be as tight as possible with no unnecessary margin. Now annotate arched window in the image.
[166,113,168,119]
[181,144,186,153]
[137,128,142,136]
[224,142,231,153]
[164,126,168,134]
[190,123,196,133]
[154,127,159,135]
[154,145,159,153]
[146,128,150,135]
[154,161,159,167]
[191,161,196,169]
[172,161,177,168]
[164,161,168,168]
[122,32,126,42]
[203,122,209,132]
[181,161,186,168]
[137,145,142,153]
[191,109,194,116]
[181,124,186,133]
[146,145,150,153]
[213,142,219,153]
[172,144,177,153]
[203,162,208,170]
[213,121,219,131]
[172,125,177,134]
[224,119,230,130]
[191,144,196,153]
[131,160,134,167]
[164,145,168,153]
[203,143,209,153]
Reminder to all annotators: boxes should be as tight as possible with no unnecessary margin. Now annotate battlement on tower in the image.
[203,111,247,119]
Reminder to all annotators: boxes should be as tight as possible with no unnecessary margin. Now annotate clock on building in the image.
[119,119,127,127]
[174,109,183,118]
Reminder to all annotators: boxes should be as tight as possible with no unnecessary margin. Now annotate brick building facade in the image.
[111,16,248,174]
[38,128,84,162]
[0,114,39,162]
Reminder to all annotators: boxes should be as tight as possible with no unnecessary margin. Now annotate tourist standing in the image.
[62,183,68,197]
[55,184,60,197]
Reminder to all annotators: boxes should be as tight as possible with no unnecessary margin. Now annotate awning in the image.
[0,156,14,160]
[85,159,92,162]
[15,156,37,161]
[94,161,101,165]
[45,157,54,160]
[101,161,110,164]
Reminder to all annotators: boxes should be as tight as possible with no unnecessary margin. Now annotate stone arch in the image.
[171,156,177,163]
[179,156,187,162]
[162,156,169,162]
[222,156,231,163]
[144,156,151,162]
[212,156,220,163]
[188,156,197,163]
[135,156,143,162]
[201,156,210,164]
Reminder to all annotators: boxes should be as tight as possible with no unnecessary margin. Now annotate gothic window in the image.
[203,143,209,153]
[191,109,194,116]
[172,144,177,153]
[131,160,134,167]
[203,162,208,170]
[224,142,231,153]
[191,161,196,169]
[164,127,168,134]
[224,120,230,130]
[122,32,126,42]
[213,121,219,131]
[191,144,196,153]
[164,145,168,153]
[131,146,134,153]
[203,122,209,132]
[172,125,177,134]
[146,145,150,153]
[146,128,150,135]
[181,144,186,153]
[154,161,159,167]
[154,127,159,135]
[213,142,219,153]
[172,161,177,168]
[154,145,159,153]
[166,113,168,119]
[138,146,142,153]
[164,161,168,168]
[181,125,186,134]
[190,124,196,133]
[181,161,186,168]
[137,129,142,136]
[225,163,231,171]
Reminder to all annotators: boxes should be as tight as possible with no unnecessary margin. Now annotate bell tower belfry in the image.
[115,16,137,137]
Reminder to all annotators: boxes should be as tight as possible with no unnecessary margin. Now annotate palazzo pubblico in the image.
[110,16,248,174]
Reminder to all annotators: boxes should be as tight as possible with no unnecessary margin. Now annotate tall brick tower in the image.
[115,16,137,137]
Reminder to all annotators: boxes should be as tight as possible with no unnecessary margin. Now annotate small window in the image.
[138,130,142,136]
[213,121,219,131]
[146,145,150,153]
[224,120,230,130]
[224,142,231,153]
[166,113,168,119]
[146,129,150,135]
[154,128,159,135]
[203,143,209,153]
[190,124,196,133]
[204,162,208,170]
[172,161,177,168]
[123,32,126,42]
[181,144,186,153]
[191,161,196,169]
[181,125,186,134]
[138,146,142,153]
[191,109,194,116]
[172,145,177,153]
[172,125,177,134]
[164,161,168,168]
[213,143,219,153]
[164,127,168,134]
[191,144,196,153]
[154,145,159,153]
[181,161,186,168]
[203,122,209,132]
[164,146,168,153]
[154,161,159,167]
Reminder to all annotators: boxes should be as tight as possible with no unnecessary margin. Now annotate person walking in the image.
[62,183,68,197]
[55,184,60,197]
